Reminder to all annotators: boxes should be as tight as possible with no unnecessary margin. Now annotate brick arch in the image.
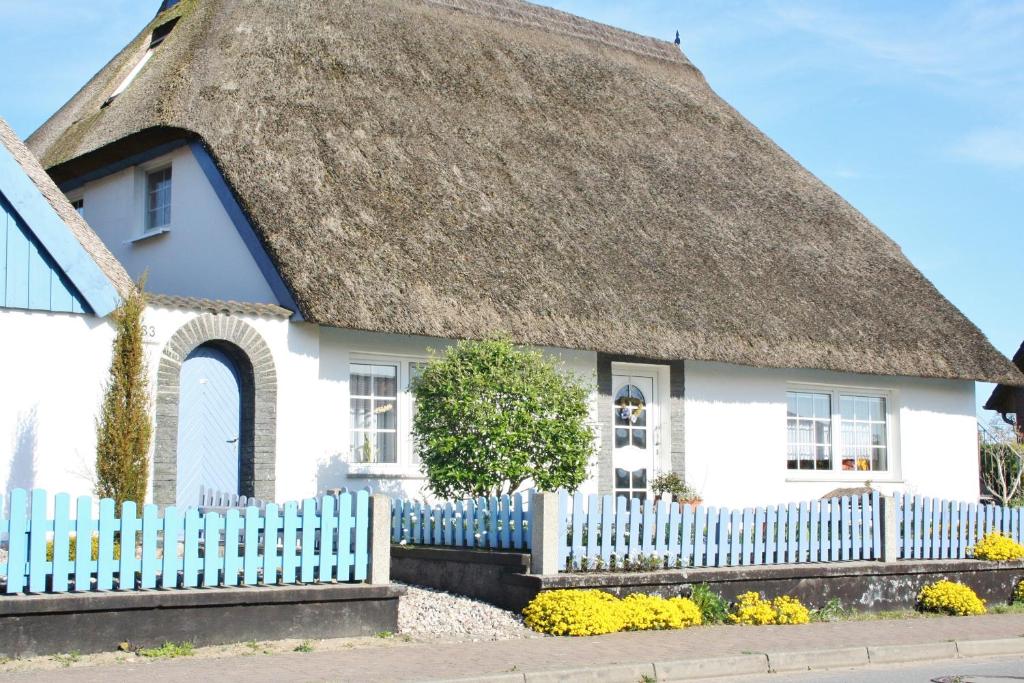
[153,313,276,505]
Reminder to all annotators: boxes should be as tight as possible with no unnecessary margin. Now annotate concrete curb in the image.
[425,636,1024,682]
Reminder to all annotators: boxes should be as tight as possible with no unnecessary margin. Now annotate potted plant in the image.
[651,472,702,509]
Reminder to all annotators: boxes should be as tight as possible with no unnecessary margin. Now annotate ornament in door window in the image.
[614,385,647,426]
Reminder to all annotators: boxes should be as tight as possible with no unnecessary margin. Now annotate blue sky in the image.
[1,1,1021,416]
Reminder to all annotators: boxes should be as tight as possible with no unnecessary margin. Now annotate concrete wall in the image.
[684,361,979,508]
[69,145,277,304]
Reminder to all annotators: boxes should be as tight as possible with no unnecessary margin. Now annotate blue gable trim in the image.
[59,139,187,193]
[158,0,181,11]
[189,141,301,317]
[0,143,120,317]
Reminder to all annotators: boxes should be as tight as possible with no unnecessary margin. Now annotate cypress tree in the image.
[95,285,151,509]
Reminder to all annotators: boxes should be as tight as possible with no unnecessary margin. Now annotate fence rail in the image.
[897,494,1024,560]
[391,492,532,551]
[0,488,371,595]
[558,491,882,570]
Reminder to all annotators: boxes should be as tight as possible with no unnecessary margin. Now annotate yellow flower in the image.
[971,532,1024,561]
[917,580,986,616]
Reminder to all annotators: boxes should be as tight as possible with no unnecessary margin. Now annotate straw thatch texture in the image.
[986,342,1024,412]
[1,117,134,302]
[27,0,1023,384]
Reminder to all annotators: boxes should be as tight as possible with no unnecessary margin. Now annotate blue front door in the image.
[176,345,241,507]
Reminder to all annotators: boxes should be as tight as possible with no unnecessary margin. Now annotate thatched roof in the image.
[27,0,1023,385]
[985,341,1024,412]
[0,117,134,303]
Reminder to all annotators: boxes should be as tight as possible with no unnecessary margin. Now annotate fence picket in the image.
[667,502,681,567]
[656,501,670,561]
[644,500,658,557]
[224,508,243,586]
[587,494,600,562]
[777,505,788,564]
[680,504,693,567]
[601,495,614,565]
[301,498,318,583]
[6,489,27,594]
[764,505,776,565]
[787,503,799,563]
[141,504,160,589]
[51,493,71,593]
[840,497,851,562]
[754,506,766,565]
[337,492,353,581]
[704,506,717,567]
[511,495,523,550]
[717,508,729,568]
[28,489,48,593]
[353,490,370,581]
[628,497,642,560]
[741,508,754,565]
[797,503,809,563]
[729,509,741,566]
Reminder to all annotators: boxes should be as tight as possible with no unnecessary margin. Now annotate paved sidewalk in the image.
[3,614,1024,682]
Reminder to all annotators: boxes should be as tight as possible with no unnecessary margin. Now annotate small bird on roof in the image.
[674,30,681,46]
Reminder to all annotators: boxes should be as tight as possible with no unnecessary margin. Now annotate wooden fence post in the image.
[530,491,559,575]
[879,495,899,563]
[368,494,392,584]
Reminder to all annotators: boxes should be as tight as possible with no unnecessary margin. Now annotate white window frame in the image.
[346,353,429,475]
[785,383,900,482]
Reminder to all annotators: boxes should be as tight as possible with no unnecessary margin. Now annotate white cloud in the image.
[953,128,1024,168]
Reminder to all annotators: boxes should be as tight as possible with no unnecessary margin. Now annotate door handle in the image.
[226,438,238,444]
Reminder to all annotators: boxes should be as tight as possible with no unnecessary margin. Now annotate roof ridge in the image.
[422,0,692,67]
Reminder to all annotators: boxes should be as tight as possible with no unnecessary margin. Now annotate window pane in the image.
[871,423,885,446]
[352,431,373,463]
[872,448,887,470]
[631,469,647,488]
[373,365,398,397]
[614,428,628,448]
[797,394,812,418]
[840,395,855,419]
[814,394,830,419]
[376,432,397,463]
[351,398,372,430]
[615,468,630,489]
[631,429,647,449]
[869,397,884,421]
[787,394,797,418]
[350,365,372,396]
[375,399,397,430]
[787,445,799,470]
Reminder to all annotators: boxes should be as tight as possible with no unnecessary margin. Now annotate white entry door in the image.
[612,374,656,503]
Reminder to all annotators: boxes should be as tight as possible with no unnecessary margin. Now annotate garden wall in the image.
[0,583,404,658]
[393,545,1024,613]
[391,546,533,611]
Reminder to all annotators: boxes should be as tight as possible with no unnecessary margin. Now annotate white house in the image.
[8,0,1023,509]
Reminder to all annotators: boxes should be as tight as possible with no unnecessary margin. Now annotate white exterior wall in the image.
[0,309,116,498]
[684,361,979,508]
[70,146,277,303]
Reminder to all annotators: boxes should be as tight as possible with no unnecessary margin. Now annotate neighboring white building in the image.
[8,0,1024,508]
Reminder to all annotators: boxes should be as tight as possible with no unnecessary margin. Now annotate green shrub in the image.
[689,583,729,624]
[411,338,593,498]
[95,284,151,510]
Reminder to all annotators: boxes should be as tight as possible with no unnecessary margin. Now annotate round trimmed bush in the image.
[971,532,1024,561]
[522,590,625,636]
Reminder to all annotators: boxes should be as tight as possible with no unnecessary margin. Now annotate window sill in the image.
[345,465,423,480]
[785,475,903,484]
[127,227,170,244]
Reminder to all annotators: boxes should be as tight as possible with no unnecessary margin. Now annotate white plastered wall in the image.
[70,145,277,304]
[0,309,116,499]
[684,361,979,508]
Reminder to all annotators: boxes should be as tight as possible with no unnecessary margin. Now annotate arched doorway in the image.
[176,343,243,508]
[153,313,277,507]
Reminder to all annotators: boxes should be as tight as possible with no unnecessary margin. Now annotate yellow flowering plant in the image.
[729,592,777,625]
[917,580,986,616]
[522,589,625,636]
[522,590,704,635]
[1014,579,1024,604]
[772,596,810,625]
[729,592,810,625]
[971,532,1024,561]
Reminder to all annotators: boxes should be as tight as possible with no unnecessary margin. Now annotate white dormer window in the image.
[146,167,172,231]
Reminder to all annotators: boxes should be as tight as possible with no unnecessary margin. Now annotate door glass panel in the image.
[631,469,647,489]
[631,429,647,449]
[615,428,629,448]
[615,468,630,489]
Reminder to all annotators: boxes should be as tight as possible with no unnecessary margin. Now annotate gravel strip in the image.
[396,582,538,641]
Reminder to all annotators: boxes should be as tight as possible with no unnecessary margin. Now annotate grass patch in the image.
[293,640,314,653]
[137,642,194,659]
[990,603,1024,615]
[51,652,80,668]
[375,631,394,639]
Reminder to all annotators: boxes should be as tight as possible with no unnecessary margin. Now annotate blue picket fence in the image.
[557,491,882,570]
[391,492,531,550]
[0,488,371,595]
[896,494,1024,560]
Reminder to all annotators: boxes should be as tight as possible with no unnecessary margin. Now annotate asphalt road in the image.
[724,655,1024,683]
